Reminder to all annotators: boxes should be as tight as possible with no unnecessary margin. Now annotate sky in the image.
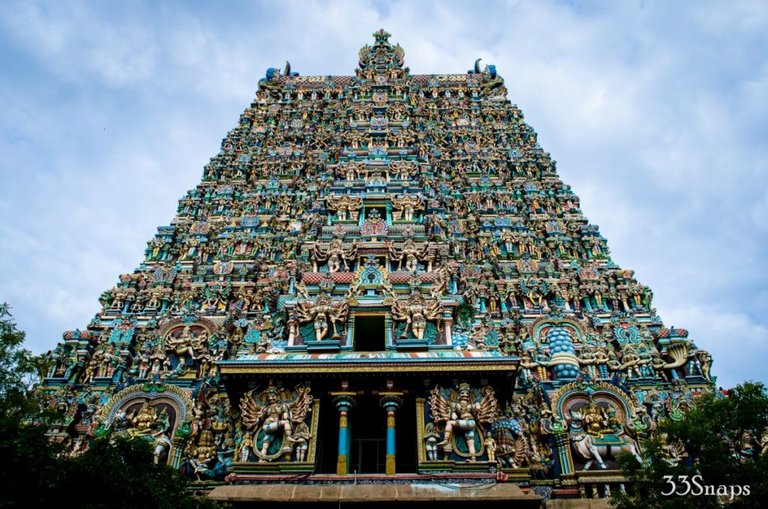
[0,0,766,389]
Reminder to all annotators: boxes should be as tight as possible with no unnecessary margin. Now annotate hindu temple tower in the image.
[41,30,714,505]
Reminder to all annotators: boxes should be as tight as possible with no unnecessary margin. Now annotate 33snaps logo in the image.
[661,475,750,500]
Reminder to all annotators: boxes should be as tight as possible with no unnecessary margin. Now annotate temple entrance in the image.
[315,396,340,474]
[354,315,386,351]
[351,437,386,474]
[350,396,387,473]
[395,396,417,473]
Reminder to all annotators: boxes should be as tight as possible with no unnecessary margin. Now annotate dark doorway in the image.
[354,315,386,351]
[351,437,386,474]
[315,395,340,474]
[350,396,387,473]
[395,396,418,473]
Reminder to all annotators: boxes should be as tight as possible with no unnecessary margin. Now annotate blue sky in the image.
[0,0,766,389]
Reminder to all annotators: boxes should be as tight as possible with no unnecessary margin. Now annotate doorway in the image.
[315,395,340,474]
[395,396,417,473]
[354,315,386,351]
[349,396,387,473]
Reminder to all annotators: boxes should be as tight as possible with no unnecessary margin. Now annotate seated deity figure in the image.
[132,401,158,432]
[583,401,607,437]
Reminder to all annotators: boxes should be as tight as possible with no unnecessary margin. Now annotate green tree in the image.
[0,303,39,419]
[0,303,61,508]
[613,382,768,508]
[0,304,221,509]
[62,435,220,509]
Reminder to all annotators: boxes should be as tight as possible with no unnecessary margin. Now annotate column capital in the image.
[331,391,356,412]
[379,391,404,411]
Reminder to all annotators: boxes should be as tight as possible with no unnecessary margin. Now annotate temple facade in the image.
[40,30,714,504]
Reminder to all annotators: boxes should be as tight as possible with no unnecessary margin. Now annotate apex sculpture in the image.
[40,30,713,503]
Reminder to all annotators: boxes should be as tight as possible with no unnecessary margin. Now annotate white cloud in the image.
[0,0,766,388]
[663,305,768,388]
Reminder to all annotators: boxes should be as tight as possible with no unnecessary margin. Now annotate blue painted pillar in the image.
[380,393,403,476]
[332,395,355,475]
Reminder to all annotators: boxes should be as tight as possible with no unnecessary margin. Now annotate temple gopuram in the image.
[40,30,715,506]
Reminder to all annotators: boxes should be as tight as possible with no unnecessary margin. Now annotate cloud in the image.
[663,305,768,388]
[0,2,158,87]
[0,0,766,388]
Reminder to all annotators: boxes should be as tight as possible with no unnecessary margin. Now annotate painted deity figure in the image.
[391,292,443,341]
[292,422,311,462]
[165,326,197,365]
[583,401,607,437]
[149,344,169,377]
[238,430,254,462]
[119,400,173,464]
[239,385,313,462]
[391,194,424,221]
[429,384,498,461]
[567,402,642,470]
[132,401,158,433]
[389,239,429,273]
[312,239,357,273]
[327,195,363,221]
[295,292,349,342]
[249,388,291,460]
[424,422,441,461]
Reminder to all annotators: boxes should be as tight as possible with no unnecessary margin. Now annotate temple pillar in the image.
[287,311,298,346]
[443,312,453,346]
[385,313,393,347]
[170,436,186,469]
[555,430,574,476]
[379,392,403,475]
[331,393,355,475]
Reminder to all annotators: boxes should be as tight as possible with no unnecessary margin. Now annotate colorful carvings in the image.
[39,30,715,497]
[239,384,313,462]
[428,383,498,461]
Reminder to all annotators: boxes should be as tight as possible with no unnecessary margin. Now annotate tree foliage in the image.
[0,303,39,419]
[613,382,768,508]
[0,304,222,509]
[62,435,221,509]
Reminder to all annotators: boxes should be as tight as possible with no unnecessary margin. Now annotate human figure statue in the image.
[292,422,312,462]
[252,388,292,461]
[165,326,197,365]
[391,291,443,341]
[424,422,441,461]
[295,292,349,342]
[239,385,313,462]
[429,384,498,461]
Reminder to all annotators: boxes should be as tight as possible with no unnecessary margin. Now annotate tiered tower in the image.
[41,31,713,502]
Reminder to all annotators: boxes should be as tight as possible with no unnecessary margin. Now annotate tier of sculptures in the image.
[38,31,717,485]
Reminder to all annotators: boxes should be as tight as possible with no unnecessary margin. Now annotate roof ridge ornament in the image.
[373,28,391,45]
[357,29,407,77]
